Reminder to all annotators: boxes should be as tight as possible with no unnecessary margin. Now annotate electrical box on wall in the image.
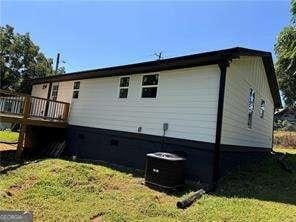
[163,123,169,131]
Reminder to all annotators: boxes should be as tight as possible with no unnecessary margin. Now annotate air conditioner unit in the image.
[145,152,186,190]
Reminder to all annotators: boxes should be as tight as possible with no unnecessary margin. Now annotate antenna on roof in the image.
[154,51,164,60]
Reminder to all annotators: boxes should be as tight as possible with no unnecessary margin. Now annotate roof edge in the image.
[31,47,281,108]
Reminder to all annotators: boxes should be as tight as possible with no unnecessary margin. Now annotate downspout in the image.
[271,107,275,152]
[212,60,229,189]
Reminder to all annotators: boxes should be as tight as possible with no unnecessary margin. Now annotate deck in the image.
[0,113,68,128]
[0,90,70,157]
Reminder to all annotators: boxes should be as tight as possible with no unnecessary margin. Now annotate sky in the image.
[0,0,291,73]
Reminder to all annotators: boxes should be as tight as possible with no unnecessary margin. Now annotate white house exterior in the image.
[30,47,281,183]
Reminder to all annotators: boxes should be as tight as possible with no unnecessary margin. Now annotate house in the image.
[275,107,296,123]
[30,47,281,184]
[274,107,296,131]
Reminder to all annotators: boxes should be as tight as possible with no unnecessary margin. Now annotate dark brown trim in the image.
[44,82,52,117]
[66,124,273,184]
[220,144,271,153]
[212,60,229,185]
[31,47,281,108]
[261,55,281,108]
[271,107,275,151]
[66,124,216,183]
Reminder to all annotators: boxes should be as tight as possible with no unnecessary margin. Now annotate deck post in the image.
[16,95,31,159]
[16,124,27,159]
[62,103,70,121]
[22,95,31,119]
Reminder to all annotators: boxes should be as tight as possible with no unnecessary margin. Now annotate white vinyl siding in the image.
[31,81,74,118]
[31,81,74,103]
[221,56,274,148]
[56,81,74,103]
[69,65,220,142]
[31,83,49,99]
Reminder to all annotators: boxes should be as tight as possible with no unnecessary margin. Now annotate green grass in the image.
[0,154,295,222]
[0,130,19,143]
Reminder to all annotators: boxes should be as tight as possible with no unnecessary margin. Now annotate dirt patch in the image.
[0,143,17,151]
[91,213,104,222]
[5,175,38,196]
[8,184,22,194]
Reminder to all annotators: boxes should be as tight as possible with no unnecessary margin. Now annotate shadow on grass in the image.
[73,153,296,202]
[213,153,296,205]
[72,152,296,203]
[63,157,198,198]
[2,148,295,205]
[0,149,42,174]
[0,150,20,169]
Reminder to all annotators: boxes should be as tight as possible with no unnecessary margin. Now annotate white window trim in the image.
[140,73,159,99]
[118,76,130,99]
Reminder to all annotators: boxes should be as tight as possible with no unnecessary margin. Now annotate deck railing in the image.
[0,90,70,122]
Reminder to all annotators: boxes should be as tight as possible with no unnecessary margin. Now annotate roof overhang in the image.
[32,47,282,108]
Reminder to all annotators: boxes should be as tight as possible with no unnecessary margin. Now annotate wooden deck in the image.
[0,113,68,128]
[0,90,70,158]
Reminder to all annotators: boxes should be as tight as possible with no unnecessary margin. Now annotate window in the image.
[141,74,159,98]
[119,77,130,98]
[73,81,80,99]
[51,84,59,101]
[260,99,265,118]
[247,88,255,128]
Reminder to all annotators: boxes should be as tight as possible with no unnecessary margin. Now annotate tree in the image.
[0,25,65,93]
[275,0,296,107]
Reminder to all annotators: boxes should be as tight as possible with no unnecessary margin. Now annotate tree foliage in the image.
[275,0,296,107]
[0,25,65,93]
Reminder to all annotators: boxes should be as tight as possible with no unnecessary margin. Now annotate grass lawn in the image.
[0,130,19,143]
[274,146,296,154]
[0,150,295,222]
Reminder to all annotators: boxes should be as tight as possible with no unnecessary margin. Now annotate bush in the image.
[274,120,296,131]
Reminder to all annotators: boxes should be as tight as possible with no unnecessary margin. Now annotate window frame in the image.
[118,76,130,99]
[259,99,265,119]
[51,83,59,101]
[247,88,255,129]
[141,74,159,99]
[72,81,80,99]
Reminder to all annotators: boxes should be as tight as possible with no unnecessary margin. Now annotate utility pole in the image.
[55,53,60,75]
